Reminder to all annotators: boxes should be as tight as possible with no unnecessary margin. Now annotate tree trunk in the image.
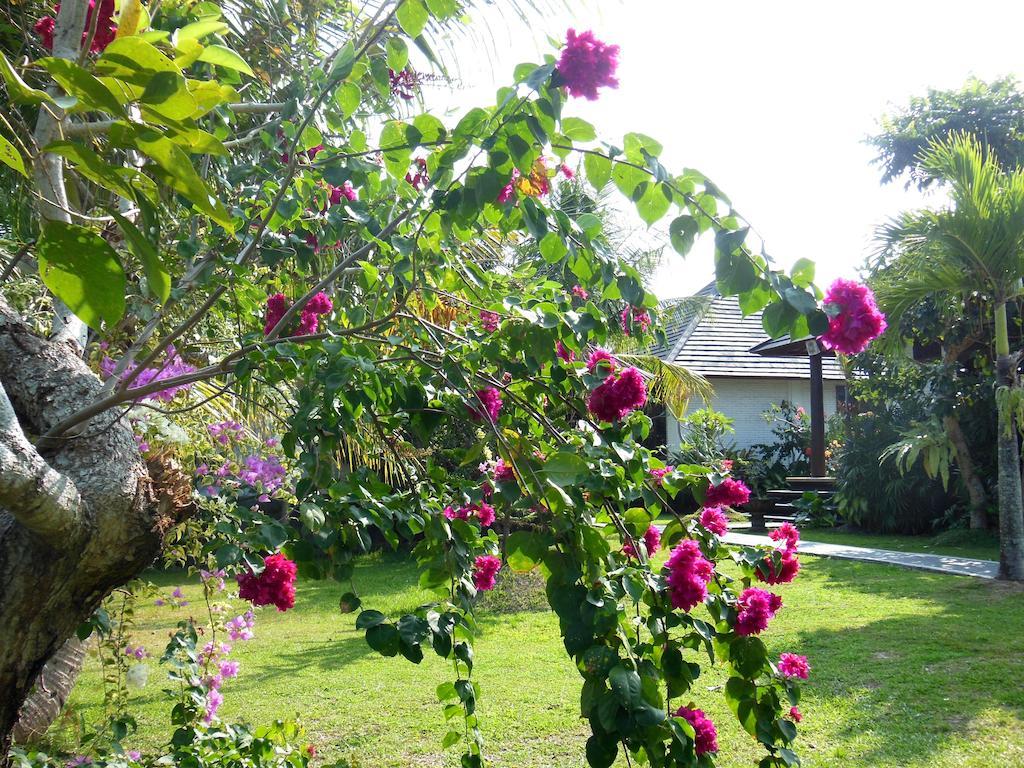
[995,354,1024,580]
[942,414,989,529]
[11,638,86,745]
[0,299,162,758]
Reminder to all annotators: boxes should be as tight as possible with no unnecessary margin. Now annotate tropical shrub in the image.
[0,1,884,766]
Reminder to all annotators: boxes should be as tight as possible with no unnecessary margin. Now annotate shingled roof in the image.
[661,285,845,380]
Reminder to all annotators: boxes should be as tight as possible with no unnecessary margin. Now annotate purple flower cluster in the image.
[100,345,196,402]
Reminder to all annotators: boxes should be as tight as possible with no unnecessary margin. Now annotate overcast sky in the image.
[438,0,1024,299]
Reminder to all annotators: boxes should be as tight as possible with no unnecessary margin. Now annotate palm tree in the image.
[876,132,1024,580]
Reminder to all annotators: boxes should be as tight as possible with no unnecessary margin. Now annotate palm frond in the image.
[618,354,711,417]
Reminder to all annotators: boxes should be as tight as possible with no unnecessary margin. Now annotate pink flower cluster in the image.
[700,506,729,537]
[555,29,620,100]
[328,181,357,206]
[238,454,287,494]
[35,0,117,53]
[468,387,503,422]
[734,587,782,636]
[389,67,420,100]
[586,348,616,372]
[493,458,515,483]
[99,345,196,402]
[123,645,148,660]
[790,706,803,723]
[758,522,800,584]
[572,285,590,301]
[620,306,652,336]
[444,501,496,528]
[237,553,297,612]
[622,524,661,559]
[473,555,501,591]
[675,707,718,755]
[263,291,333,337]
[649,465,674,486]
[225,611,255,641]
[778,652,810,679]
[587,366,647,422]
[704,477,751,508]
[664,539,713,611]
[406,157,429,189]
[479,310,501,332]
[208,420,244,445]
[819,278,887,355]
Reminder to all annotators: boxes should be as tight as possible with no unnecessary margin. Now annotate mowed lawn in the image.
[63,553,1024,768]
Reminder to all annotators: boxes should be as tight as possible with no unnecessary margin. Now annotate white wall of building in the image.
[666,377,842,453]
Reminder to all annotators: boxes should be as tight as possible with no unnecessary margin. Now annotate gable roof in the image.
[662,285,846,381]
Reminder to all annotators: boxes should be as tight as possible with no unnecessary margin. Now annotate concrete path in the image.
[723,531,999,579]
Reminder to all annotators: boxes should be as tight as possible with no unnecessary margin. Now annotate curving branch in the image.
[0,380,83,548]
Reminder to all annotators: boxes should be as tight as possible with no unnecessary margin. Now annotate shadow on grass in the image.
[794,559,1024,766]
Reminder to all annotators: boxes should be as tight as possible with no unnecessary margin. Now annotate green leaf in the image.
[783,286,818,315]
[636,183,671,226]
[561,117,596,142]
[110,212,170,302]
[790,257,815,287]
[120,126,233,230]
[197,45,254,76]
[624,132,663,161]
[542,452,589,486]
[623,507,652,538]
[441,731,461,749]
[37,221,126,330]
[725,677,759,737]
[608,665,643,707]
[506,531,551,572]
[96,37,180,84]
[365,623,400,656]
[396,0,429,37]
[762,299,799,339]
[539,232,567,263]
[0,134,27,177]
[335,82,362,117]
[0,50,54,104]
[387,37,409,71]
[669,215,698,256]
[175,19,229,44]
[585,737,617,768]
[584,153,611,190]
[730,636,768,677]
[37,58,126,117]
[139,71,197,120]
[45,140,148,201]
[355,610,387,629]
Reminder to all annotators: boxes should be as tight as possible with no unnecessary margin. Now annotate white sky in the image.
[438,0,1024,299]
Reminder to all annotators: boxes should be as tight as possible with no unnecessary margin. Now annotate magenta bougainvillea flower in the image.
[778,653,811,679]
[388,67,419,100]
[675,707,718,755]
[34,0,117,53]
[664,539,713,611]
[479,310,500,332]
[734,587,782,636]
[620,306,652,335]
[468,387,503,422]
[700,506,730,537]
[587,366,647,422]
[263,293,289,336]
[555,340,575,362]
[819,278,887,355]
[328,182,357,205]
[622,524,661,559]
[649,465,674,486]
[704,477,751,508]
[571,284,589,301]
[236,553,297,612]
[789,706,803,723]
[264,291,333,336]
[586,347,616,373]
[770,522,800,553]
[493,458,515,483]
[472,555,501,591]
[555,29,620,100]
[757,551,800,584]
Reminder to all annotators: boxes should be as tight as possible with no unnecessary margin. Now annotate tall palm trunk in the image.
[995,302,1024,579]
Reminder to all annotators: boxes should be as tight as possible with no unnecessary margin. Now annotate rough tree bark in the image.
[995,353,1024,580]
[11,638,86,745]
[0,298,161,758]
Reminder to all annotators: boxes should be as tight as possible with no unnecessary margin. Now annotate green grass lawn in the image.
[62,554,1024,768]
[799,529,1001,561]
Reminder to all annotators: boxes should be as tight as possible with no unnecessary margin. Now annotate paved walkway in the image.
[723,531,999,579]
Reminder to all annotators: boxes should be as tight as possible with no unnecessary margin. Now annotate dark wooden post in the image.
[806,340,826,477]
